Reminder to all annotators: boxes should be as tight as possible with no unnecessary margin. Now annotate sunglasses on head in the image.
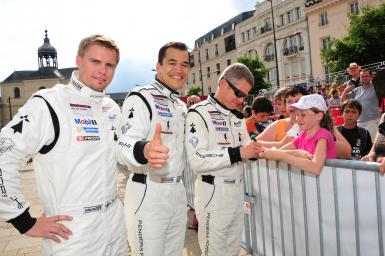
[225,79,247,98]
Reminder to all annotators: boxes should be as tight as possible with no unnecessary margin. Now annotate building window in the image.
[246,30,251,41]
[203,38,206,43]
[320,12,328,26]
[287,10,294,23]
[192,73,196,84]
[216,63,221,75]
[322,37,331,49]
[296,7,301,19]
[227,59,231,66]
[207,67,211,78]
[232,22,235,30]
[14,87,20,98]
[248,49,254,58]
[265,43,275,62]
[298,35,304,50]
[280,14,285,26]
[205,49,209,60]
[224,34,236,52]
[253,27,257,35]
[211,33,214,40]
[221,28,224,35]
[241,32,245,43]
[215,44,219,57]
[351,1,359,14]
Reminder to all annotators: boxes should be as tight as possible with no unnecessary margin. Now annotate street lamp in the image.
[268,0,280,89]
[7,97,12,121]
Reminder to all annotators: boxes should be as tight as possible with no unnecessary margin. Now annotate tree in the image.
[186,86,202,96]
[321,3,385,72]
[237,55,271,95]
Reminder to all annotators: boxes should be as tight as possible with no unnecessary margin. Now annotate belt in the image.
[131,173,182,184]
[201,175,242,185]
[45,196,117,216]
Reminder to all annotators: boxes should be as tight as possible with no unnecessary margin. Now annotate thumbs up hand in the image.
[144,123,169,169]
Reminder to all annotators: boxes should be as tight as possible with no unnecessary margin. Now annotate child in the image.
[260,94,337,175]
[337,99,372,160]
[245,96,273,139]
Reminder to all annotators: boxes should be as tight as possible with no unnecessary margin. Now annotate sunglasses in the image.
[225,79,247,98]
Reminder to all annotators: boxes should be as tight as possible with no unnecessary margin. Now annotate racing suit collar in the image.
[152,79,180,102]
[208,94,245,119]
[208,94,231,116]
[69,71,107,103]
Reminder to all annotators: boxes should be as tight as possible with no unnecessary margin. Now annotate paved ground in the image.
[0,164,251,256]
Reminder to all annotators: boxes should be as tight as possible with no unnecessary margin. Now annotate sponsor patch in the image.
[155,104,170,112]
[74,118,97,125]
[189,136,199,148]
[72,80,83,91]
[0,138,15,156]
[234,121,242,127]
[70,103,92,116]
[84,204,102,214]
[77,136,100,141]
[118,142,131,149]
[208,111,223,120]
[212,120,226,126]
[215,127,229,132]
[121,123,131,134]
[158,112,173,117]
[152,94,169,106]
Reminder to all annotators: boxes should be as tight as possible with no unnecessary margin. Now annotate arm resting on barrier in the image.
[334,127,352,159]
[260,139,328,176]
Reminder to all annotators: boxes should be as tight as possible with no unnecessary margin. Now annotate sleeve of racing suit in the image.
[0,97,55,233]
[185,109,233,174]
[116,93,152,168]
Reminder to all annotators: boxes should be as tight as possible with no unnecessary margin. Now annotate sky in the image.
[0,0,256,93]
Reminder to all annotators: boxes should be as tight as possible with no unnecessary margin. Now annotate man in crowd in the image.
[245,96,273,139]
[346,62,361,87]
[341,69,380,140]
[117,42,189,256]
[187,94,202,108]
[0,35,127,255]
[337,99,372,159]
[185,63,263,255]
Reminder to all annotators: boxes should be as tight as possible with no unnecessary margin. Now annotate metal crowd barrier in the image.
[182,159,385,256]
[243,159,384,256]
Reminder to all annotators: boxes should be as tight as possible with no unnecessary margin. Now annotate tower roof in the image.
[38,30,57,56]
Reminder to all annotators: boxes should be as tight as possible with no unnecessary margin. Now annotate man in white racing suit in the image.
[0,35,127,255]
[117,42,190,256]
[185,63,263,256]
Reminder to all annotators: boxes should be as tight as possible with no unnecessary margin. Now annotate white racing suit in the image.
[185,95,251,256]
[0,71,127,255]
[117,80,187,256]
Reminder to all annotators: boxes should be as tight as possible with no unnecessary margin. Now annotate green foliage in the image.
[186,86,202,96]
[321,3,385,72]
[237,55,271,95]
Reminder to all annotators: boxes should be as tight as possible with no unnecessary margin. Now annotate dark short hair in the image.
[158,42,189,64]
[285,86,309,99]
[341,99,363,115]
[252,96,273,114]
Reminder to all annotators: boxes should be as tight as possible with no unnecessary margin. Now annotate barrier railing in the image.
[183,159,385,256]
[243,159,384,256]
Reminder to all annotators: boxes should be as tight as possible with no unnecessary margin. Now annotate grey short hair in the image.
[218,63,254,87]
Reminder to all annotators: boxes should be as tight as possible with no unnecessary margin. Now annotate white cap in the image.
[290,94,328,113]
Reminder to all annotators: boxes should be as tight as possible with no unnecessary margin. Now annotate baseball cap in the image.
[346,62,361,71]
[290,94,328,113]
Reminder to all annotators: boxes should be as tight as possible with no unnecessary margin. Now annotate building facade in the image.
[0,30,76,126]
[305,0,382,80]
[186,11,254,95]
[237,0,312,90]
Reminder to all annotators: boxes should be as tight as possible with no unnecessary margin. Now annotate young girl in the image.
[260,94,337,175]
